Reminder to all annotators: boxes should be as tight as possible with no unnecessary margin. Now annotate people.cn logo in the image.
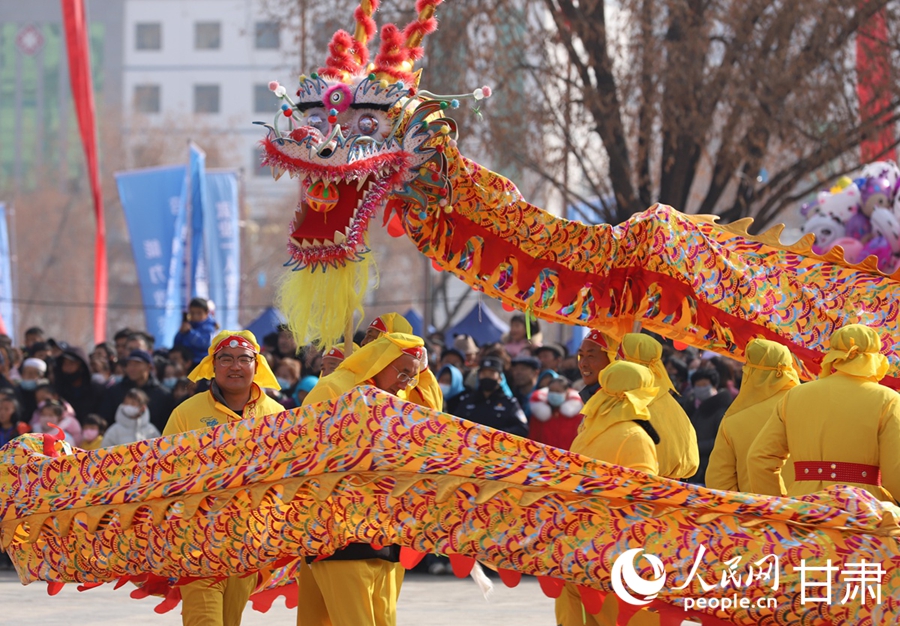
[611,548,667,606]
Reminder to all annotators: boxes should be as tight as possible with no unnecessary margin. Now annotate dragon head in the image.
[257,0,487,348]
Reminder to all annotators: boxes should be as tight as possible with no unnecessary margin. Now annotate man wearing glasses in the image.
[296,332,439,626]
[163,329,285,626]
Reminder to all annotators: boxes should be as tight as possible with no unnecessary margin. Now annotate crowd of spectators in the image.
[0,307,745,571]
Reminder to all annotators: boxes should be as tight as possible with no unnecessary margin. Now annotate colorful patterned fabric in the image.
[2,387,899,624]
[400,148,900,389]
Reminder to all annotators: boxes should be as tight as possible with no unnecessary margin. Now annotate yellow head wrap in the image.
[580,361,659,431]
[368,312,413,335]
[617,333,676,397]
[188,329,280,389]
[311,332,426,400]
[820,324,890,382]
[724,338,799,417]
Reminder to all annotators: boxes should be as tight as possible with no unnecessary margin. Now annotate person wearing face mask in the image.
[102,388,160,447]
[79,413,108,451]
[17,357,47,419]
[682,368,733,485]
[451,357,528,437]
[437,363,466,412]
[54,346,107,423]
[528,375,584,449]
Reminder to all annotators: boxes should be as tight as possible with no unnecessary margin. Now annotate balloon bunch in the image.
[800,161,900,273]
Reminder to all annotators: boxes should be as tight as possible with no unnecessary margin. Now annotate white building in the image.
[121,0,302,214]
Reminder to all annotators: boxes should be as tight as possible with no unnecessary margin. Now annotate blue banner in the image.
[203,170,241,330]
[115,166,189,347]
[0,203,14,340]
[189,143,210,300]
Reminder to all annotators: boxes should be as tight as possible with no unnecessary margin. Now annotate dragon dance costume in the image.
[3,1,900,625]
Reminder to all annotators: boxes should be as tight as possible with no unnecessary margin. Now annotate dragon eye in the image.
[306,113,328,133]
[357,114,379,136]
[330,90,345,106]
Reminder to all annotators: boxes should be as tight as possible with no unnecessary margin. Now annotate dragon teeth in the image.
[333,230,346,244]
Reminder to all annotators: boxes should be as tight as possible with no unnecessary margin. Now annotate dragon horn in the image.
[321,1,381,82]
[372,0,442,83]
[352,0,379,67]
[402,0,442,52]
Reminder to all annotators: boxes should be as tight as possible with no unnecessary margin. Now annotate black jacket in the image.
[683,391,734,485]
[452,388,528,437]
[99,377,176,432]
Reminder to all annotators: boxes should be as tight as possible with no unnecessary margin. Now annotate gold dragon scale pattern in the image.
[1,387,899,625]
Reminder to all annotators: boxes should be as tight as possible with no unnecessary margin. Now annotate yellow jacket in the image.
[163,383,286,435]
[706,338,799,492]
[617,334,698,479]
[570,362,659,476]
[747,372,900,502]
[706,391,794,492]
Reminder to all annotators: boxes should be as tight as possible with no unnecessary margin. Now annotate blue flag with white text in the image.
[0,203,15,340]
[203,171,241,330]
[115,166,189,347]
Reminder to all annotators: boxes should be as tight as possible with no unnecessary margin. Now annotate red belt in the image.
[794,461,881,486]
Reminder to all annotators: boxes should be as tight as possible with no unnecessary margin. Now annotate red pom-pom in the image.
[502,303,515,312]
[673,340,688,351]
[327,115,337,124]
[431,260,443,272]
[283,109,293,117]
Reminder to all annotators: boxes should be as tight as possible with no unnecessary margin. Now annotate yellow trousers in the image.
[296,559,404,626]
[180,575,256,626]
[555,583,659,626]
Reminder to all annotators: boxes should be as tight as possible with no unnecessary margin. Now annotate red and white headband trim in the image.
[324,346,346,360]
[214,335,258,354]
[369,317,389,333]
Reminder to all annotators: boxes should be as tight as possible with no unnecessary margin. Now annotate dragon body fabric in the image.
[4,1,900,625]
[2,387,900,626]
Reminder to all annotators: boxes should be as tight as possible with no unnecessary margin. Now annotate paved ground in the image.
[0,570,556,626]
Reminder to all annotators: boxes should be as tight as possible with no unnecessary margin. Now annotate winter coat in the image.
[103,404,161,447]
[528,387,583,450]
[174,317,219,366]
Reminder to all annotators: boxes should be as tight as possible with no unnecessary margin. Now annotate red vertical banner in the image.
[61,0,107,342]
[857,3,897,163]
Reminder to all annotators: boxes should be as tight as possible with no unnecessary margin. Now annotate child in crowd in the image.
[37,401,78,445]
[79,413,108,451]
[103,388,161,447]
[0,392,22,447]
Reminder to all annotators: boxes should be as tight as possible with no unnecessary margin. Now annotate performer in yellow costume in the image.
[297,332,441,626]
[748,324,900,502]
[706,338,799,492]
[163,330,286,626]
[360,312,413,346]
[617,333,699,480]
[555,361,659,626]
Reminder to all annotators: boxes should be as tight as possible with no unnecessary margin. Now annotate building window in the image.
[254,84,275,113]
[133,85,161,113]
[135,23,161,50]
[255,21,280,49]
[194,85,220,114]
[252,147,269,177]
[195,22,221,50]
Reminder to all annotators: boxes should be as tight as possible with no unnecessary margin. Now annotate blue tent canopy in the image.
[244,306,286,342]
[403,308,424,338]
[444,301,509,347]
